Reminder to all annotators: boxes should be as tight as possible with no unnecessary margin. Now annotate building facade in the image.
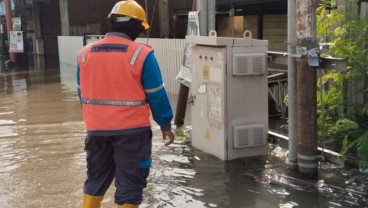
[3,0,289,62]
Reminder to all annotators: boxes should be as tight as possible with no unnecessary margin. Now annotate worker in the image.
[76,1,175,207]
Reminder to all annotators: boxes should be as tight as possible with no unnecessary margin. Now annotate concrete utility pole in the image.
[59,0,70,36]
[296,0,319,176]
[208,0,216,32]
[287,0,298,169]
[4,0,15,62]
[197,0,208,36]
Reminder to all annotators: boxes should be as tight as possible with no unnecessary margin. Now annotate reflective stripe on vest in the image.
[81,98,147,106]
[130,44,145,65]
[81,49,87,62]
[90,44,128,52]
[77,35,153,131]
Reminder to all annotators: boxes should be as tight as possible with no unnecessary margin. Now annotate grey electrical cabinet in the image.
[186,31,269,160]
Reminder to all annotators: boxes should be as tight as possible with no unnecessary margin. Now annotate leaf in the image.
[339,135,349,160]
[316,3,368,170]
[357,132,368,170]
[362,104,368,116]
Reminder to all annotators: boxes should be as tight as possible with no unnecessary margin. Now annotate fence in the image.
[58,36,185,95]
[136,38,185,95]
[59,36,364,115]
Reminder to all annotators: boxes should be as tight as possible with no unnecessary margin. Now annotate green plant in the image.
[356,132,368,170]
[317,1,368,170]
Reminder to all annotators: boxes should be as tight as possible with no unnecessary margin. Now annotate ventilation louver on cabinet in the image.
[233,123,266,148]
[233,53,266,76]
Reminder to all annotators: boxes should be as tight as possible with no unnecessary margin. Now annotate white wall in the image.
[57,36,185,95]
[58,36,84,65]
[136,38,185,95]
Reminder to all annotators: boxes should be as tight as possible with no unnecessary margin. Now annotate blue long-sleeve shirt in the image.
[141,52,173,130]
[77,46,173,132]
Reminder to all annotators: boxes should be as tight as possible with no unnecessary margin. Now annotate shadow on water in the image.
[0,62,367,208]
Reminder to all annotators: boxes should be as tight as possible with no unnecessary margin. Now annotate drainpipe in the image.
[208,0,215,33]
[286,0,298,169]
[296,0,319,176]
[197,0,208,36]
[4,0,15,62]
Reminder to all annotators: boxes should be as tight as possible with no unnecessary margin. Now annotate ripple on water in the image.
[141,183,207,208]
[279,201,299,208]
[0,111,14,115]
[158,154,190,164]
[0,129,18,138]
[1,69,368,208]
[269,189,291,196]
[0,119,16,125]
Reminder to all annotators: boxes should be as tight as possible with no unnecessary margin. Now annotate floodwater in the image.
[0,63,367,208]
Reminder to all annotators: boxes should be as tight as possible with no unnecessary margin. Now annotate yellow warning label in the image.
[204,129,211,140]
[203,65,209,81]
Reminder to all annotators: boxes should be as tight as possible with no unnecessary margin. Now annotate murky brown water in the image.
[0,64,367,208]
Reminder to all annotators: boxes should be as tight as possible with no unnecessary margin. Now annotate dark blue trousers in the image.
[83,129,152,205]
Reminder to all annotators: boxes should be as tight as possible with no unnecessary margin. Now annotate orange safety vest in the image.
[77,35,152,132]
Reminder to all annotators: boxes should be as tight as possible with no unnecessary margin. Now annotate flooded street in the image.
[0,64,367,208]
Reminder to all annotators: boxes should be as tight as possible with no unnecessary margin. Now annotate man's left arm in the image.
[141,52,174,146]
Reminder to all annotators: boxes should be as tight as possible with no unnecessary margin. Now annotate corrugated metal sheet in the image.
[137,38,185,94]
[58,36,185,95]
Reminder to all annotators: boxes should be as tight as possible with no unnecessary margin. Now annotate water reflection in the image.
[0,66,84,207]
[0,65,367,208]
